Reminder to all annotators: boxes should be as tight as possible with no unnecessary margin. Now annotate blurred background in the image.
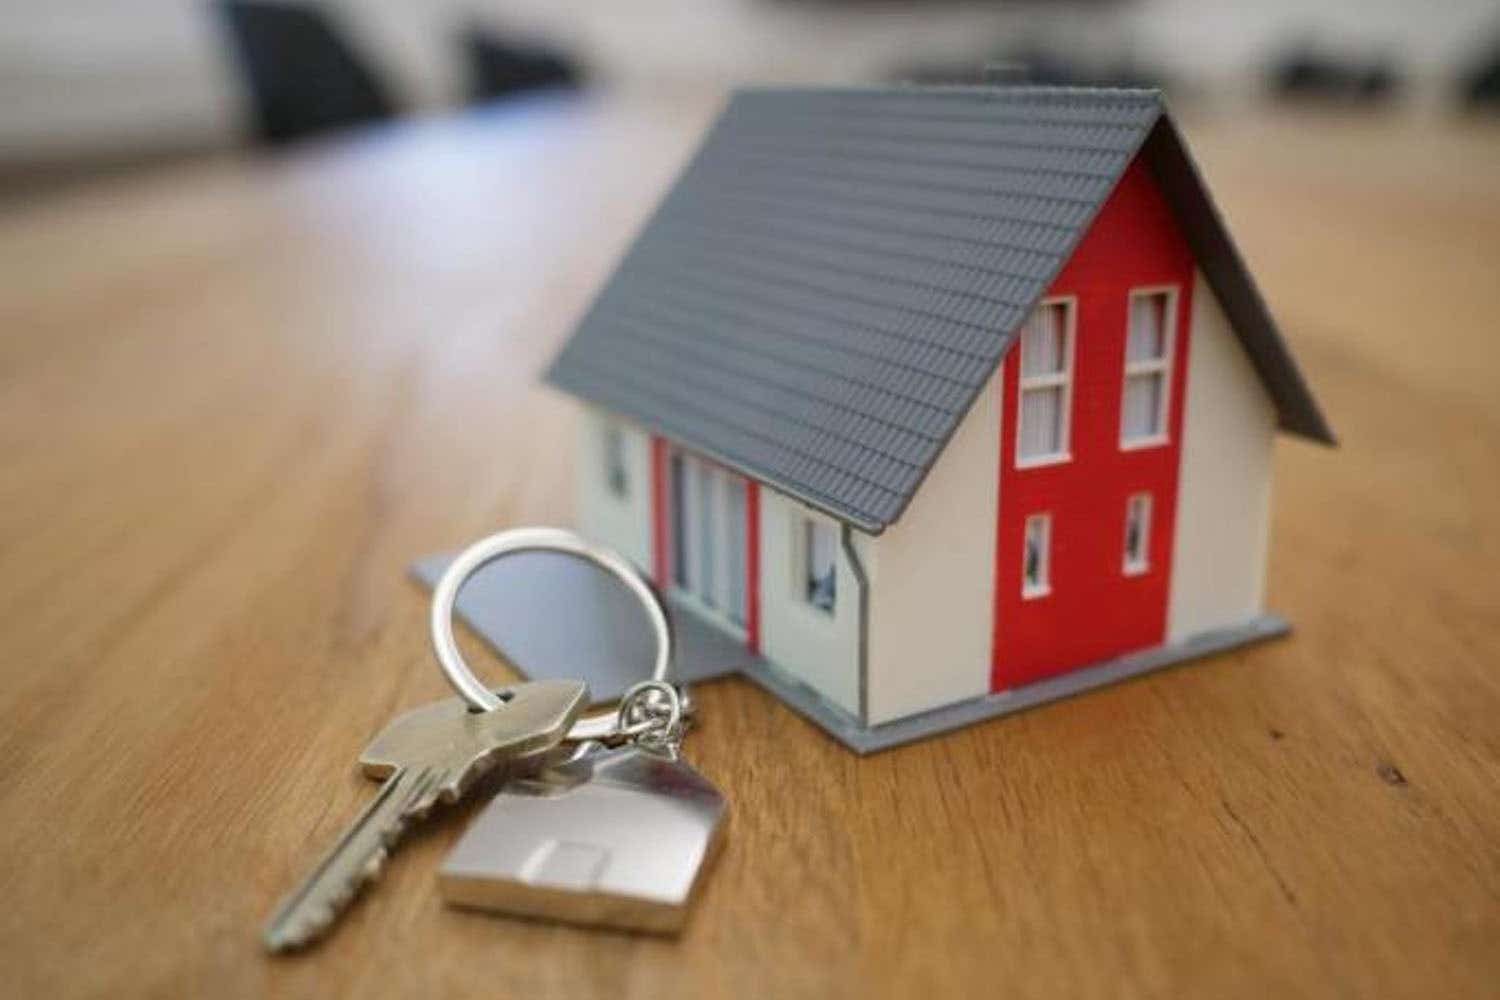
[4,0,1500,200]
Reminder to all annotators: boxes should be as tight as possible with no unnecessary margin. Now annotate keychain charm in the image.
[427,528,727,934]
[441,682,725,933]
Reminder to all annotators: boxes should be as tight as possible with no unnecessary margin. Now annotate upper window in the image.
[801,517,837,615]
[1121,289,1176,447]
[603,422,629,498]
[1016,299,1075,466]
[1022,513,1052,598]
[1123,492,1152,575]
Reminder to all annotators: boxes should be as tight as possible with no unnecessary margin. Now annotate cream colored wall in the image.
[863,366,1002,725]
[757,490,863,717]
[575,407,653,571]
[1167,270,1277,640]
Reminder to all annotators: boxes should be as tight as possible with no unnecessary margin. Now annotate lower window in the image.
[1022,513,1052,598]
[800,517,837,614]
[1123,493,1152,575]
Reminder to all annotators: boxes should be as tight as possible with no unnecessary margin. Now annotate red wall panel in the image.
[651,434,670,586]
[991,158,1196,690]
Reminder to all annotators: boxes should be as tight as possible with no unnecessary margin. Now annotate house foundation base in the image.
[743,614,1289,753]
[413,553,1288,753]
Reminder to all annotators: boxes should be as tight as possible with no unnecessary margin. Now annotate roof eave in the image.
[1143,115,1337,447]
[544,388,892,533]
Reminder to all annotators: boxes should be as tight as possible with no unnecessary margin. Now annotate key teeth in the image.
[264,840,394,953]
[264,758,495,953]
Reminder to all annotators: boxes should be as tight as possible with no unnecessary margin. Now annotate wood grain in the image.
[1,92,1497,999]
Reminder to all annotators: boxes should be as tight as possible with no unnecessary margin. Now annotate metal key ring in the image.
[429,526,673,741]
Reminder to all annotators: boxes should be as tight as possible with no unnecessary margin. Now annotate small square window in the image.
[1124,493,1152,575]
[603,422,629,499]
[801,517,837,614]
[1022,513,1051,598]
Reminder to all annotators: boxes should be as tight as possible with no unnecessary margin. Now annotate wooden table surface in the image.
[2,92,1498,999]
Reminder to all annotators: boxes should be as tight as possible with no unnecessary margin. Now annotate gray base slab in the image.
[413,553,1288,752]
[410,553,746,704]
[741,614,1290,754]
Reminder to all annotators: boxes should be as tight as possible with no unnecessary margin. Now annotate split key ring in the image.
[428,526,677,744]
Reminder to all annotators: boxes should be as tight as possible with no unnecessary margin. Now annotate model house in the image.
[545,85,1334,751]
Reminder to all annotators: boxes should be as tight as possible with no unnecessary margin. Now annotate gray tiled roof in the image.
[546,85,1333,532]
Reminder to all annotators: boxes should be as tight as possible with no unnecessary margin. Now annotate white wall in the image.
[1167,270,1277,640]
[757,490,863,717]
[863,366,1002,725]
[575,406,652,572]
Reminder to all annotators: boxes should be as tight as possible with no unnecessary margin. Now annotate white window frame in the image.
[1021,512,1052,599]
[1120,285,1178,450]
[1123,492,1153,575]
[668,448,748,636]
[795,514,838,616]
[602,421,629,499]
[1015,296,1077,469]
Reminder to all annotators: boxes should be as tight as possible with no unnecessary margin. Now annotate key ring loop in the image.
[618,680,683,737]
[429,527,673,729]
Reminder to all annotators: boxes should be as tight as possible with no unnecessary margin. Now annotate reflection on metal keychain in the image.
[428,527,727,933]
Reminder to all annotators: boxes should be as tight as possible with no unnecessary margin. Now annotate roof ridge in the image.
[733,82,1164,102]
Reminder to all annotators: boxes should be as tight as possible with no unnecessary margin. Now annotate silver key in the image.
[263,679,588,952]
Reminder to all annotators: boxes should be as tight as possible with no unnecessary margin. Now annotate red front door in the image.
[991,159,1195,691]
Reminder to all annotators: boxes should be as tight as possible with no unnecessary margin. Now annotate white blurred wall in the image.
[0,1,240,162]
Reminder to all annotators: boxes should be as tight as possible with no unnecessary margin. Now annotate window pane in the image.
[1023,514,1050,595]
[1019,385,1063,459]
[1125,508,1143,561]
[1021,303,1065,376]
[725,477,746,624]
[1124,493,1151,572]
[696,463,716,607]
[805,519,836,613]
[604,424,628,498]
[1128,294,1167,362]
[1122,372,1164,440]
[670,454,687,587]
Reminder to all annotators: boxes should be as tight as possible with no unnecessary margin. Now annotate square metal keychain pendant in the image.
[440,745,726,933]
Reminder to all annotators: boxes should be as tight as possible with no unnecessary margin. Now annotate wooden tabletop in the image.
[2,92,1498,999]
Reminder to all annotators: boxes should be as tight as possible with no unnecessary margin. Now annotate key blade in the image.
[264,681,589,953]
[263,765,437,953]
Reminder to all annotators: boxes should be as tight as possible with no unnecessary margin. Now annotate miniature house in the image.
[545,85,1333,752]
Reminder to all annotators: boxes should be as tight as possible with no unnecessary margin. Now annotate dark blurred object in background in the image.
[1269,44,1401,106]
[1457,39,1500,111]
[219,1,397,145]
[461,27,583,105]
